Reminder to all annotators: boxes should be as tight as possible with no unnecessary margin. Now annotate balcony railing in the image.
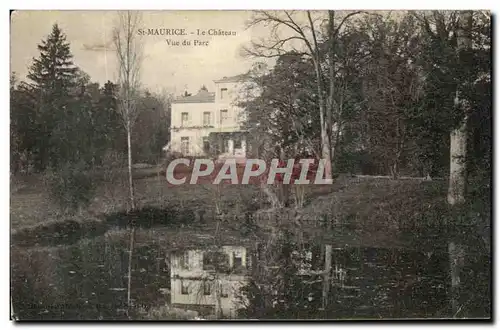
[171,125,215,132]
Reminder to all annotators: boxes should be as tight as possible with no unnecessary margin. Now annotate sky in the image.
[10,10,274,96]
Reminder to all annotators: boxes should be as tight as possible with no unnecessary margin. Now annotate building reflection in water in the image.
[165,238,491,320]
[169,246,250,318]
[168,244,342,319]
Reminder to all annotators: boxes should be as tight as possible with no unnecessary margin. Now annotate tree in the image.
[26,24,79,169]
[447,11,472,205]
[113,11,143,210]
[358,13,423,178]
[27,24,78,92]
[412,11,489,202]
[466,13,491,195]
[240,53,319,207]
[112,10,143,315]
[242,53,320,158]
[132,90,171,163]
[94,81,127,161]
[323,18,369,173]
[325,11,366,170]
[245,11,364,180]
[10,73,38,173]
[405,11,459,178]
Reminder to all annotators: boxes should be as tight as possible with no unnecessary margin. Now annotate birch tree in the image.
[113,11,143,211]
[413,10,489,202]
[447,11,472,205]
[112,10,143,314]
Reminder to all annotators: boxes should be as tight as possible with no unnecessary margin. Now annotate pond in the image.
[10,224,490,320]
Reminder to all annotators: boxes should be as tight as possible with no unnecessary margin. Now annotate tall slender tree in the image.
[112,10,143,315]
[113,11,142,210]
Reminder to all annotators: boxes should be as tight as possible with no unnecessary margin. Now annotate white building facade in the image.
[168,75,247,160]
[169,246,250,318]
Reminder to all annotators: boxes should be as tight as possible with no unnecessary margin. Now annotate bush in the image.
[45,161,97,213]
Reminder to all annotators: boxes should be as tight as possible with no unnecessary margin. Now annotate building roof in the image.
[172,74,247,103]
[213,74,248,83]
[172,89,215,104]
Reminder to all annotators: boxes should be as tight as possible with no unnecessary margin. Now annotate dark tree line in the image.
[242,11,491,187]
[10,24,171,174]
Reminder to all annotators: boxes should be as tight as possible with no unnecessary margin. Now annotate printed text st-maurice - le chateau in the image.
[136,28,237,36]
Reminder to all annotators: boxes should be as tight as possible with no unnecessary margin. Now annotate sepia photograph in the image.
[9,9,491,321]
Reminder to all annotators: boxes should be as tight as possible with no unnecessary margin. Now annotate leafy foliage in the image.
[243,11,491,184]
[45,161,97,212]
[10,24,171,175]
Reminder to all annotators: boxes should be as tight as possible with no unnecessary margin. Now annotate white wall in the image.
[170,246,247,277]
[170,277,247,318]
[170,127,214,157]
[214,81,245,129]
[169,80,247,157]
[171,102,216,128]
[170,102,215,156]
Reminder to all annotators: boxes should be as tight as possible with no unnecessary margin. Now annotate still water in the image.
[11,226,490,320]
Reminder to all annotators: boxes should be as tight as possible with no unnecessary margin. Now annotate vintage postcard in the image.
[10,10,491,320]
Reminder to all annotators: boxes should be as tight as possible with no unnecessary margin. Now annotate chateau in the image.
[166,74,247,161]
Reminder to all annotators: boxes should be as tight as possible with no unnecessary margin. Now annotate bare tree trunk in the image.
[391,118,405,180]
[322,244,332,310]
[278,145,290,207]
[392,145,403,180]
[126,121,136,210]
[315,65,333,181]
[331,123,341,171]
[127,226,136,315]
[306,11,333,182]
[391,162,399,180]
[113,11,143,318]
[126,121,136,318]
[447,112,468,205]
[447,11,472,205]
[261,182,281,209]
[215,277,223,319]
[327,10,336,173]
[448,241,465,317]
[325,11,362,174]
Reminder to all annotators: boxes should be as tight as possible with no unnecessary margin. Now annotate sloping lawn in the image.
[10,172,489,250]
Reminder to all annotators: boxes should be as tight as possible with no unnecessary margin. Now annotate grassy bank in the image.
[10,172,491,250]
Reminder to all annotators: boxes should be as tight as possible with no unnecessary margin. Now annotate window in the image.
[203,282,211,296]
[203,252,214,271]
[181,112,188,126]
[203,112,211,126]
[220,88,227,99]
[181,281,189,295]
[221,284,229,298]
[234,137,242,149]
[181,137,189,155]
[203,251,230,271]
[223,138,230,153]
[220,109,228,124]
[233,251,243,268]
[203,137,210,153]
[179,251,189,269]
